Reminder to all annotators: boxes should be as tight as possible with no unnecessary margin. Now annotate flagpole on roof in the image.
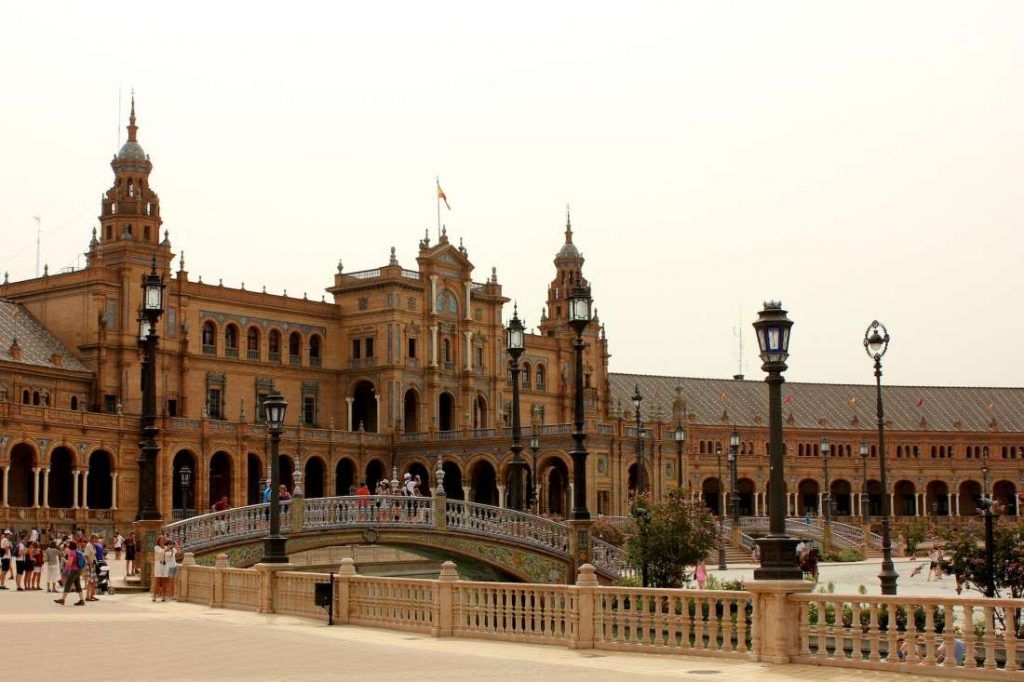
[436,175,441,239]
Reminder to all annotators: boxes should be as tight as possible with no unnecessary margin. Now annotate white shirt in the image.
[114,534,124,549]
[29,529,39,543]
[0,537,11,559]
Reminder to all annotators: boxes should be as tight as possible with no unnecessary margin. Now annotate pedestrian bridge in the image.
[162,495,628,584]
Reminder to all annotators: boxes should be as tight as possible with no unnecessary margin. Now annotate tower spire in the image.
[127,90,138,142]
[565,204,573,243]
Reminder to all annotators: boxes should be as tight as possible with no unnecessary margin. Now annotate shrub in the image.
[824,548,864,562]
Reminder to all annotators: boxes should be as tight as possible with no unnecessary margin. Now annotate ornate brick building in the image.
[0,103,1020,536]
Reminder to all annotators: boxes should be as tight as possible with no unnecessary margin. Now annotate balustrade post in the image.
[212,553,228,607]
[433,493,447,531]
[435,560,457,638]
[567,519,594,584]
[290,496,305,533]
[179,552,195,601]
[746,580,811,663]
[572,563,597,649]
[335,557,356,625]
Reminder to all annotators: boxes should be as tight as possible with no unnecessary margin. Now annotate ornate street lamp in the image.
[529,432,540,512]
[730,430,740,525]
[674,423,686,492]
[261,390,289,563]
[752,301,801,580]
[506,306,526,511]
[821,437,832,524]
[715,441,726,569]
[978,494,996,597]
[631,384,646,494]
[178,465,192,516]
[137,258,165,521]
[567,280,592,521]
[859,441,870,517]
[865,320,897,595]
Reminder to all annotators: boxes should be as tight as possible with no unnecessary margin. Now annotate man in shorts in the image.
[53,541,85,606]
[83,535,98,601]
[0,530,12,590]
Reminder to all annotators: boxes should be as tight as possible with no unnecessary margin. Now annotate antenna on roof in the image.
[733,303,745,380]
[33,216,42,278]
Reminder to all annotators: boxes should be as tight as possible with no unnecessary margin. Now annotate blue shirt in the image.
[263,486,271,503]
[93,542,104,562]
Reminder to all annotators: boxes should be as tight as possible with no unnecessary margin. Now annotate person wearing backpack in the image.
[53,541,85,606]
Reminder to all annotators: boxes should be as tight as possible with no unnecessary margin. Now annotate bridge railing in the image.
[163,502,291,552]
[303,495,435,530]
[738,517,861,550]
[445,499,571,555]
[591,537,632,578]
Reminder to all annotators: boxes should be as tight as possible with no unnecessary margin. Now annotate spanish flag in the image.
[437,179,451,210]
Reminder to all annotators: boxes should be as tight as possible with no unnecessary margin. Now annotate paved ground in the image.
[0,560,945,681]
[710,557,967,597]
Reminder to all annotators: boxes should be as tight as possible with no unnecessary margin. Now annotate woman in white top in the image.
[152,537,170,602]
[164,541,178,600]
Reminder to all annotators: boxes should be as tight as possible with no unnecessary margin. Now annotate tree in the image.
[626,490,718,588]
[937,511,1024,634]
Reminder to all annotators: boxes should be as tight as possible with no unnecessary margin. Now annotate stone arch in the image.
[468,458,498,506]
[201,319,217,351]
[246,453,264,505]
[288,330,303,362]
[308,333,322,366]
[268,328,283,362]
[736,477,756,516]
[335,457,357,496]
[863,479,883,516]
[959,480,982,516]
[304,456,326,498]
[365,458,387,492]
[403,388,420,433]
[473,394,488,429]
[208,451,233,507]
[993,480,1017,515]
[172,449,199,514]
[246,326,261,360]
[87,449,115,509]
[224,323,240,356]
[701,477,722,515]
[279,455,295,492]
[925,480,950,516]
[47,446,76,508]
[539,456,570,517]
[830,478,852,516]
[8,442,36,507]
[352,380,377,432]
[438,391,456,431]
[797,478,820,516]
[441,459,463,499]
[893,479,916,516]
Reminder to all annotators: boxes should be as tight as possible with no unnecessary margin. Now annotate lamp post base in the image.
[753,536,803,581]
[261,535,289,564]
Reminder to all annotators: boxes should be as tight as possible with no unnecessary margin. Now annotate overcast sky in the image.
[2,2,1022,387]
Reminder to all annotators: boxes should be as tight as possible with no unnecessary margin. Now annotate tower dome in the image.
[555,207,581,261]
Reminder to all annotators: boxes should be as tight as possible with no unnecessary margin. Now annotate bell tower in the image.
[96,96,163,249]
[539,207,589,335]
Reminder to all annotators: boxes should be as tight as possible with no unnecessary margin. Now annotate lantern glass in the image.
[569,293,591,323]
[263,391,288,430]
[867,331,885,355]
[674,425,685,443]
[507,327,524,351]
[821,438,830,455]
[144,283,162,312]
[730,431,740,448]
[715,442,722,456]
[530,435,540,450]
[859,442,869,458]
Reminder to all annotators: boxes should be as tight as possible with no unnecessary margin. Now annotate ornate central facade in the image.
[0,102,1021,536]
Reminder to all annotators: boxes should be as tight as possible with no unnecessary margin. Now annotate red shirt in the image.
[212,500,229,511]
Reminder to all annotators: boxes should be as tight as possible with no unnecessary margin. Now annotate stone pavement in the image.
[1,583,946,681]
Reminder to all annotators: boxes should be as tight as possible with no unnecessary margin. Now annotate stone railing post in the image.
[290,496,306,533]
[746,580,811,663]
[567,519,594,583]
[254,558,292,614]
[211,553,228,607]
[433,493,447,531]
[861,526,871,555]
[731,524,743,551]
[434,560,457,638]
[822,524,832,555]
[572,563,597,650]
[179,552,195,602]
[335,557,356,625]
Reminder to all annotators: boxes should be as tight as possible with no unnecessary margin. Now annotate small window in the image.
[167,399,177,417]
[104,394,117,413]
[352,338,361,360]
[70,396,79,411]
[474,346,483,368]
[408,338,417,359]
[207,388,222,419]
[365,337,374,358]
[443,338,451,362]
[302,396,317,426]
[21,389,30,405]
[32,391,40,406]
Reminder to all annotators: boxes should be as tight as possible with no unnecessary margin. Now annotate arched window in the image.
[288,332,302,365]
[224,324,239,358]
[521,362,531,389]
[436,290,458,315]
[21,389,29,405]
[309,334,322,367]
[536,364,546,390]
[268,330,282,362]
[442,338,451,363]
[246,327,260,361]
[70,396,78,411]
[32,391,40,406]
[202,321,217,355]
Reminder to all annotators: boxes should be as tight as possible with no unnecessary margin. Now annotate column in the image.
[373,392,381,433]
[464,331,473,371]
[817,492,823,515]
[72,470,80,508]
[430,325,439,367]
[82,470,90,509]
[464,281,472,321]
[853,493,860,517]
[916,493,923,517]
[111,472,119,510]
[753,491,760,516]
[346,397,354,431]
[42,468,50,508]
[888,492,895,517]
[2,465,9,507]
[31,467,40,507]
[461,485,471,501]
[496,484,505,508]
[430,275,438,313]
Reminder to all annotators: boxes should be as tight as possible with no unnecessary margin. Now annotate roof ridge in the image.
[609,372,1024,391]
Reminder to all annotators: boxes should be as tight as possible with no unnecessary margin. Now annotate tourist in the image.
[212,496,231,536]
[803,547,820,583]
[26,542,40,590]
[166,539,179,599]
[402,472,414,495]
[279,485,291,501]
[262,482,272,504]
[83,534,99,601]
[375,479,390,496]
[927,547,943,582]
[124,533,138,576]
[0,530,11,589]
[695,561,708,589]
[355,481,370,521]
[44,541,61,593]
[936,637,966,666]
[212,495,230,512]
[152,536,171,602]
[53,541,86,607]
[413,474,424,496]
[13,532,26,591]
[113,532,124,561]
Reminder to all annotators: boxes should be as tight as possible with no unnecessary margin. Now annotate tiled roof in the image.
[609,373,1024,434]
[0,299,89,373]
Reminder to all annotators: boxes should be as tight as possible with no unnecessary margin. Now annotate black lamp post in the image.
[674,424,686,493]
[261,390,288,563]
[821,438,831,525]
[860,441,870,518]
[506,306,526,511]
[978,493,996,598]
[529,432,540,512]
[865,320,898,595]
[567,280,592,521]
[137,258,165,521]
[752,301,802,580]
[730,430,740,525]
[631,384,646,494]
[179,465,192,517]
[715,440,726,570]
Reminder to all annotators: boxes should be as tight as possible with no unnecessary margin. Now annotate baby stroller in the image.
[96,560,115,595]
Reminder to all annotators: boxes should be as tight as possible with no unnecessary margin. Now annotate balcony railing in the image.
[310,356,322,367]
[246,349,260,361]
[268,351,281,363]
[289,354,301,365]
[225,347,239,358]
[349,358,377,369]
[202,345,215,356]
